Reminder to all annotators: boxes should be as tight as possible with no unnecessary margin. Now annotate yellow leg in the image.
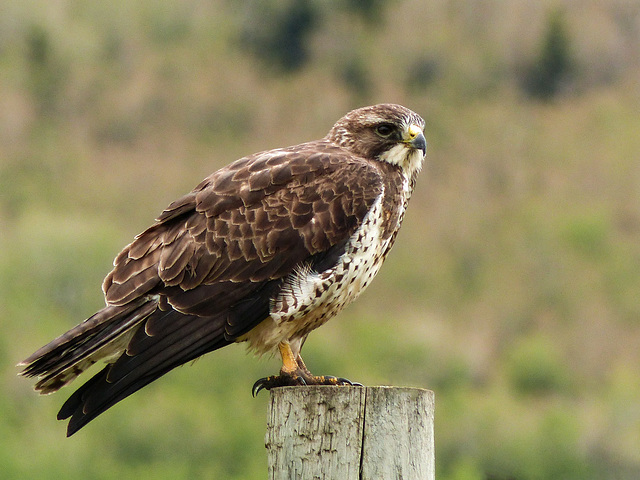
[252,342,362,396]
[278,342,298,375]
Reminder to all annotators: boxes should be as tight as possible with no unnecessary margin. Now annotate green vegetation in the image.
[2,1,640,478]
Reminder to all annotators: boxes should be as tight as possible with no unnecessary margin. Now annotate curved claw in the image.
[335,377,363,387]
[251,374,308,397]
[252,377,268,397]
[320,376,363,386]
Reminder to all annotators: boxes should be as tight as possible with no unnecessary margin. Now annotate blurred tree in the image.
[239,0,390,74]
[523,9,574,99]
[506,334,572,396]
[26,24,64,114]
[239,0,319,73]
[338,56,373,102]
[343,0,389,25]
[406,56,440,92]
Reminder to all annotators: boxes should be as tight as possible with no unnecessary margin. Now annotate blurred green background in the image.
[2,1,640,478]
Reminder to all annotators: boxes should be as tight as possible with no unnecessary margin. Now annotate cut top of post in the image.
[266,386,435,480]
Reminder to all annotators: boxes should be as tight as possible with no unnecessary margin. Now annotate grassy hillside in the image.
[2,1,640,478]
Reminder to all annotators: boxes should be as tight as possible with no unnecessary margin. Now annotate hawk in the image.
[19,103,426,436]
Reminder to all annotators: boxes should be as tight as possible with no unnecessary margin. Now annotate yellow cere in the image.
[407,123,422,139]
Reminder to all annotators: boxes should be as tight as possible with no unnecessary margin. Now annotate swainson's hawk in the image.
[19,104,426,436]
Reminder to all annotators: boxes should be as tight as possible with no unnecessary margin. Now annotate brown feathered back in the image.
[103,142,385,308]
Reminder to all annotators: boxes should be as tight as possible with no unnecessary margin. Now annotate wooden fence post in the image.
[265,386,435,480]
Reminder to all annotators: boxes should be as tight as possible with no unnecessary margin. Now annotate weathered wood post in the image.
[266,386,434,480]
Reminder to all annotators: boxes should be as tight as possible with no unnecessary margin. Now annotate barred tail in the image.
[18,298,158,394]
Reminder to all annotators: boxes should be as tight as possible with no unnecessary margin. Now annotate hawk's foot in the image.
[251,370,361,397]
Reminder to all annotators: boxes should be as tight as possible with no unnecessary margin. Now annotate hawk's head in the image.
[326,104,426,177]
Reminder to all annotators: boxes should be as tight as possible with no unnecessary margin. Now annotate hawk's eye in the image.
[375,124,394,138]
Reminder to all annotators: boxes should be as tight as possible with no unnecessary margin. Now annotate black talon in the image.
[252,369,362,397]
[251,373,305,396]
[252,377,268,397]
[335,377,363,386]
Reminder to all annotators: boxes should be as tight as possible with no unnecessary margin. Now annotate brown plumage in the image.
[18,104,426,436]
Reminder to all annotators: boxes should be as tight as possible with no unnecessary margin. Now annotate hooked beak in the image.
[404,124,426,155]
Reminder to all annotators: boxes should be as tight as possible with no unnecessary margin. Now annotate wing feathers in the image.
[103,147,383,296]
[105,262,159,306]
[156,191,199,223]
[159,236,196,284]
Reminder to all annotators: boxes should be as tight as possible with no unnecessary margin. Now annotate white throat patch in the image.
[379,144,424,178]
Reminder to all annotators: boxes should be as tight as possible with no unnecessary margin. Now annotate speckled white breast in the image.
[243,179,409,357]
